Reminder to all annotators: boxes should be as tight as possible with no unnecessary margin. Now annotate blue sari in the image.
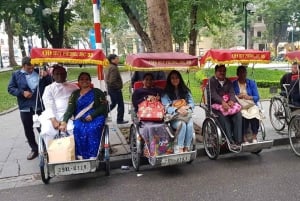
[73,89,105,159]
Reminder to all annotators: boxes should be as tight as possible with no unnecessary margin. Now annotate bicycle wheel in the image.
[269,97,287,131]
[130,124,141,171]
[202,118,222,160]
[39,138,50,184]
[288,115,300,156]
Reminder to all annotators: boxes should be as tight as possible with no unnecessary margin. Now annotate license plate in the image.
[161,154,191,166]
[54,162,91,175]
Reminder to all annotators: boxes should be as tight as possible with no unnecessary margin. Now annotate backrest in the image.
[133,80,167,91]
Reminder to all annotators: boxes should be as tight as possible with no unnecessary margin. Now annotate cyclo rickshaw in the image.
[31,48,110,184]
[199,49,273,160]
[274,50,300,156]
[125,52,198,171]
[268,51,300,133]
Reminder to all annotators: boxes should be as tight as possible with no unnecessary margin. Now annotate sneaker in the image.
[230,144,241,151]
[27,151,38,160]
[117,120,129,124]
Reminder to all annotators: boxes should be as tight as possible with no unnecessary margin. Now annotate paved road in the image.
[0,147,299,201]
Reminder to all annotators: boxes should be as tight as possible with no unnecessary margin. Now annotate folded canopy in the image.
[30,48,107,65]
[200,49,271,67]
[125,52,199,71]
[285,51,300,63]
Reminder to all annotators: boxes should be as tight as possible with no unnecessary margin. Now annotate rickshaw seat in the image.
[133,80,167,90]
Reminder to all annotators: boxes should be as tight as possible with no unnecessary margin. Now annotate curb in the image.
[108,137,290,170]
[0,106,18,116]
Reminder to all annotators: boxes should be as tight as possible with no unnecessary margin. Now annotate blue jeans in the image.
[108,89,125,122]
[171,118,194,148]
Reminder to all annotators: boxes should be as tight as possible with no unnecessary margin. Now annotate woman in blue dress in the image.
[60,72,108,159]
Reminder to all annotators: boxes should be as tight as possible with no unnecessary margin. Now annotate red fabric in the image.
[137,100,165,121]
[200,49,271,66]
[285,51,300,63]
[291,74,300,81]
[133,80,167,90]
[30,48,106,65]
[126,52,198,70]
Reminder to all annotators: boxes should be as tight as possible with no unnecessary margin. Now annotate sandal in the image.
[252,134,258,143]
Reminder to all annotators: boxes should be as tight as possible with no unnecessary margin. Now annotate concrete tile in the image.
[110,145,130,156]
[18,159,39,175]
[0,160,19,178]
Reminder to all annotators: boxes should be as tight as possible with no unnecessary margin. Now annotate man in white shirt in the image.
[39,64,79,146]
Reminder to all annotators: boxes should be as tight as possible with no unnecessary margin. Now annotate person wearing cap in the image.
[7,56,52,160]
[105,54,128,124]
[39,64,79,147]
[280,61,299,95]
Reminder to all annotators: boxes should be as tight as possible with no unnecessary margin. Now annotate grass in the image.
[0,66,285,113]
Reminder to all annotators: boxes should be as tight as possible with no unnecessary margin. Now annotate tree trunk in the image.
[118,0,153,52]
[146,0,173,52]
[188,5,198,56]
[4,17,17,67]
[42,0,68,48]
[19,35,26,57]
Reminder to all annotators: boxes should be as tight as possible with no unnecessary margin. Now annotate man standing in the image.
[39,64,79,146]
[7,56,52,160]
[106,54,128,124]
[280,61,299,94]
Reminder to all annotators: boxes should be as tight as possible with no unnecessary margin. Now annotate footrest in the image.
[240,140,273,152]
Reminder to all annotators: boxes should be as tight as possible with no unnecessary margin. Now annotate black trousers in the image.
[20,110,41,152]
[108,89,125,122]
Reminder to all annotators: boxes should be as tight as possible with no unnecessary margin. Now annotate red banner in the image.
[200,49,271,66]
[125,52,199,70]
[30,48,107,65]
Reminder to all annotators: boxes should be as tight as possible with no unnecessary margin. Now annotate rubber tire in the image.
[130,125,141,171]
[202,118,221,160]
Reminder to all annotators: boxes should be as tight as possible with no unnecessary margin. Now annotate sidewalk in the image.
[0,71,291,188]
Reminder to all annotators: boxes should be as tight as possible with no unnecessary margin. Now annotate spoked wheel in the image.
[202,118,222,160]
[288,115,300,157]
[39,138,50,184]
[104,125,110,176]
[269,97,287,131]
[130,124,141,171]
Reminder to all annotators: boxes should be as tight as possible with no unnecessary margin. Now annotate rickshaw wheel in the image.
[202,118,221,160]
[269,97,287,131]
[104,125,110,176]
[251,121,266,154]
[288,115,300,157]
[39,139,50,184]
[187,132,197,164]
[130,124,141,171]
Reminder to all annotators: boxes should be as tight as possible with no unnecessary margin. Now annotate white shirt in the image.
[42,82,79,120]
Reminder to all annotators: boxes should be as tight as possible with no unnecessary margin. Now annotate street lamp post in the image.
[244,1,256,49]
[25,6,51,48]
[287,20,299,51]
[0,46,3,68]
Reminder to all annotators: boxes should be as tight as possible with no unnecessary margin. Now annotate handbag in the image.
[235,95,255,109]
[164,112,192,123]
[172,99,187,108]
[137,100,165,121]
[48,132,75,163]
